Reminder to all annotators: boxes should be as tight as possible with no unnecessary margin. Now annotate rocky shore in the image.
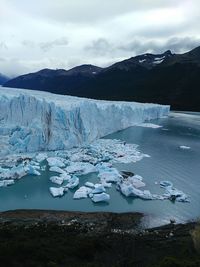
[0,210,199,267]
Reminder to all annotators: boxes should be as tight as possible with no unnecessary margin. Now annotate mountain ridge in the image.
[3,46,200,111]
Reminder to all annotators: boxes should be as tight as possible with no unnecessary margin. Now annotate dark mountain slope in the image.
[4,65,102,93]
[3,46,200,111]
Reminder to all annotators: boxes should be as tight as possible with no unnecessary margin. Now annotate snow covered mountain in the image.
[0,87,169,155]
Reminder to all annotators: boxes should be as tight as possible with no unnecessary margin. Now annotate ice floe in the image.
[0,179,15,187]
[49,187,65,197]
[135,123,162,128]
[180,145,191,150]
[73,186,92,199]
[160,180,189,202]
[91,192,110,203]
[50,176,64,185]
[65,175,79,189]
[49,166,65,174]
[65,162,96,175]
[47,157,66,168]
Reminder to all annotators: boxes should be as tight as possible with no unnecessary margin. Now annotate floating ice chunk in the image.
[35,153,47,162]
[47,157,65,168]
[91,184,106,194]
[101,181,112,188]
[50,176,64,185]
[25,164,41,176]
[95,162,113,172]
[180,145,191,150]
[118,181,160,200]
[128,175,146,188]
[73,186,92,199]
[160,180,189,202]
[85,182,95,188]
[49,187,65,197]
[65,162,96,175]
[49,166,65,174]
[135,123,162,128]
[65,175,79,189]
[160,181,173,188]
[0,164,26,179]
[0,179,15,187]
[91,192,110,203]
[98,167,122,183]
[60,173,71,181]
[164,186,189,202]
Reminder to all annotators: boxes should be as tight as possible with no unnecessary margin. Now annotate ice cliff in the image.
[0,87,170,155]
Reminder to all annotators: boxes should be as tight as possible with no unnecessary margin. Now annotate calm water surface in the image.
[0,112,199,227]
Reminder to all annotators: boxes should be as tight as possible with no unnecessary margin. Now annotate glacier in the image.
[0,87,170,156]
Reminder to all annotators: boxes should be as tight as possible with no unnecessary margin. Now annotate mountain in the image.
[4,65,102,94]
[75,47,200,111]
[0,73,9,85]
[3,46,200,111]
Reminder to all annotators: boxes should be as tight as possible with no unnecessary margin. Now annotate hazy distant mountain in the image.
[4,65,102,94]
[3,46,200,111]
[0,73,9,85]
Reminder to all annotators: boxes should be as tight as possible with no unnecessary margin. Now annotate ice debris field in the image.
[0,88,189,203]
[0,139,189,203]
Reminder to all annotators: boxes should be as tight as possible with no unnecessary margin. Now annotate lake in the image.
[0,111,199,227]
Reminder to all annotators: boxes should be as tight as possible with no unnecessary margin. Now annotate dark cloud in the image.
[118,36,200,55]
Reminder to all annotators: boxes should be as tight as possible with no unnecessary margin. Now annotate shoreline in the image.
[0,209,198,267]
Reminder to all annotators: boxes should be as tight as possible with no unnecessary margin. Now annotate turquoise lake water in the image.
[0,112,199,227]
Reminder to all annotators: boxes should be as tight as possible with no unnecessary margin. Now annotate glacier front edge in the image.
[0,87,170,155]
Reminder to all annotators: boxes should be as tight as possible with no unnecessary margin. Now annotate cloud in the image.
[118,36,200,55]
[0,0,200,76]
[39,37,69,52]
[0,42,8,50]
[85,38,112,56]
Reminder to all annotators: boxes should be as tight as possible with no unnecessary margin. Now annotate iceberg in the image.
[47,157,65,168]
[98,167,122,183]
[50,176,64,185]
[180,145,191,150]
[85,182,95,188]
[49,166,65,174]
[91,192,110,203]
[65,162,96,175]
[73,186,92,199]
[91,184,106,194]
[0,87,169,155]
[65,175,79,189]
[160,180,189,202]
[0,179,15,187]
[49,187,65,197]
[135,123,162,128]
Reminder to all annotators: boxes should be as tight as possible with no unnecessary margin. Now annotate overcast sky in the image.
[0,0,200,77]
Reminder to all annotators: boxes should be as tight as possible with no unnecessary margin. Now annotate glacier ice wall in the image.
[0,87,170,155]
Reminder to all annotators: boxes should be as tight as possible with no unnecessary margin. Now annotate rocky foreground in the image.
[0,210,199,267]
